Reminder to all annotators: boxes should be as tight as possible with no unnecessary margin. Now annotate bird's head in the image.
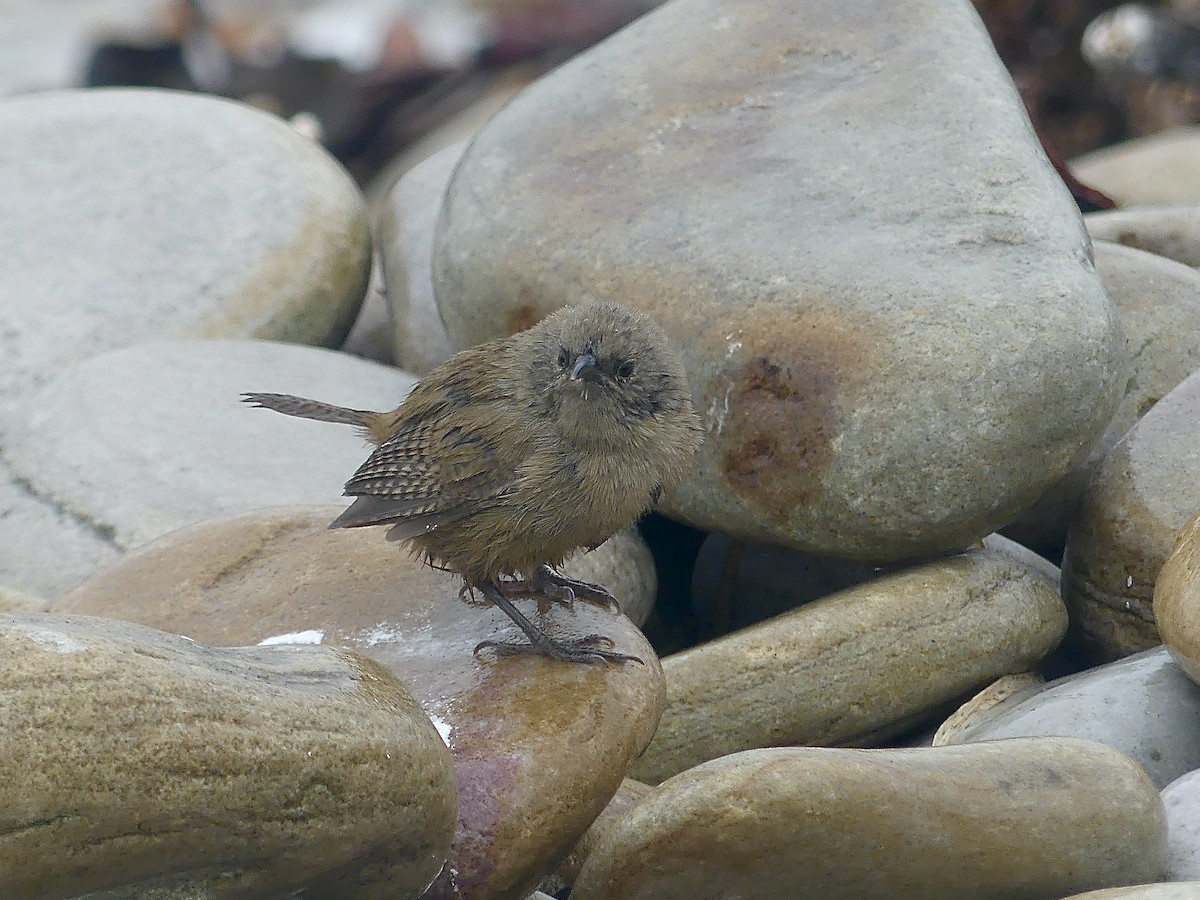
[523,302,696,448]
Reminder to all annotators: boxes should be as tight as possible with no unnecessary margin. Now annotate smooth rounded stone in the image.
[690,532,881,631]
[0,340,416,595]
[573,739,1167,900]
[1007,241,1200,551]
[1163,770,1200,880]
[56,505,658,631]
[1087,206,1200,269]
[365,68,533,210]
[937,646,1200,788]
[932,672,1046,746]
[1155,510,1200,684]
[1072,128,1200,207]
[377,141,465,374]
[545,778,653,894]
[630,548,1067,785]
[981,533,1061,590]
[1062,368,1200,660]
[58,505,665,900]
[341,258,394,364]
[0,585,47,615]
[0,468,121,599]
[0,612,456,898]
[432,0,1123,562]
[0,88,370,419]
[1057,886,1200,899]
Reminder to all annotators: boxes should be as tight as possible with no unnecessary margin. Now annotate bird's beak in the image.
[570,353,602,383]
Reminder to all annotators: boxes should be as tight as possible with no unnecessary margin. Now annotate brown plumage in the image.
[243,301,701,663]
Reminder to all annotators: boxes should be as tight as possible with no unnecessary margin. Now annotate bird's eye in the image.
[616,361,634,379]
[557,348,569,368]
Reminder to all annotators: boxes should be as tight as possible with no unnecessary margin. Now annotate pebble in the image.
[0,340,416,597]
[936,646,1200,788]
[377,141,466,374]
[1087,205,1200,268]
[544,778,653,895]
[1008,241,1200,551]
[1059,886,1200,899]
[0,612,456,897]
[0,88,370,421]
[573,739,1166,900]
[1071,127,1200,207]
[1154,510,1200,684]
[932,671,1046,746]
[1062,368,1200,659]
[631,547,1067,784]
[1163,769,1200,881]
[431,0,1122,563]
[57,505,664,899]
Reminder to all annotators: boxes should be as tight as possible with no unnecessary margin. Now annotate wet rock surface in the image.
[58,505,664,899]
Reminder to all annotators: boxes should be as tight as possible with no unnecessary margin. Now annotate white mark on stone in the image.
[705,384,734,434]
[430,714,453,747]
[258,629,324,646]
[19,626,85,653]
[362,623,402,647]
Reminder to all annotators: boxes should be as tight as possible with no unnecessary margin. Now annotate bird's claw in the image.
[473,633,642,666]
[508,571,624,614]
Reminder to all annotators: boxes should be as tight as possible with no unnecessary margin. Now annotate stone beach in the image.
[5,0,1200,896]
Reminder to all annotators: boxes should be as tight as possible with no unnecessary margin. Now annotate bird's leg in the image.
[472,581,642,665]
[499,564,621,612]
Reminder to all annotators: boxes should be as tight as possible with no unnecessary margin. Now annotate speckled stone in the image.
[432,0,1123,562]
[1063,369,1200,660]
[0,340,416,598]
[1154,510,1200,684]
[1086,206,1200,269]
[0,88,370,420]
[58,506,665,900]
[1072,128,1200,207]
[937,647,1200,788]
[1007,241,1200,551]
[573,739,1166,900]
[631,547,1067,784]
[0,612,455,897]
[1163,769,1200,881]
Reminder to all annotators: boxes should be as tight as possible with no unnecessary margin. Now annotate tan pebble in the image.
[575,739,1166,900]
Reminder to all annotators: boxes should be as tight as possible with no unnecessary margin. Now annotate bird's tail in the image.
[241,392,376,428]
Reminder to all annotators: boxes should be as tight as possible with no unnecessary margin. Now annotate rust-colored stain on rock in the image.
[719,312,876,522]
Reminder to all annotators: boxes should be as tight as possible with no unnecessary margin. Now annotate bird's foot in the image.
[500,564,620,612]
[473,580,641,665]
[474,633,643,666]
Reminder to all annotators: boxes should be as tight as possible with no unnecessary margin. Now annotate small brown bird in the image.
[244,301,701,664]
